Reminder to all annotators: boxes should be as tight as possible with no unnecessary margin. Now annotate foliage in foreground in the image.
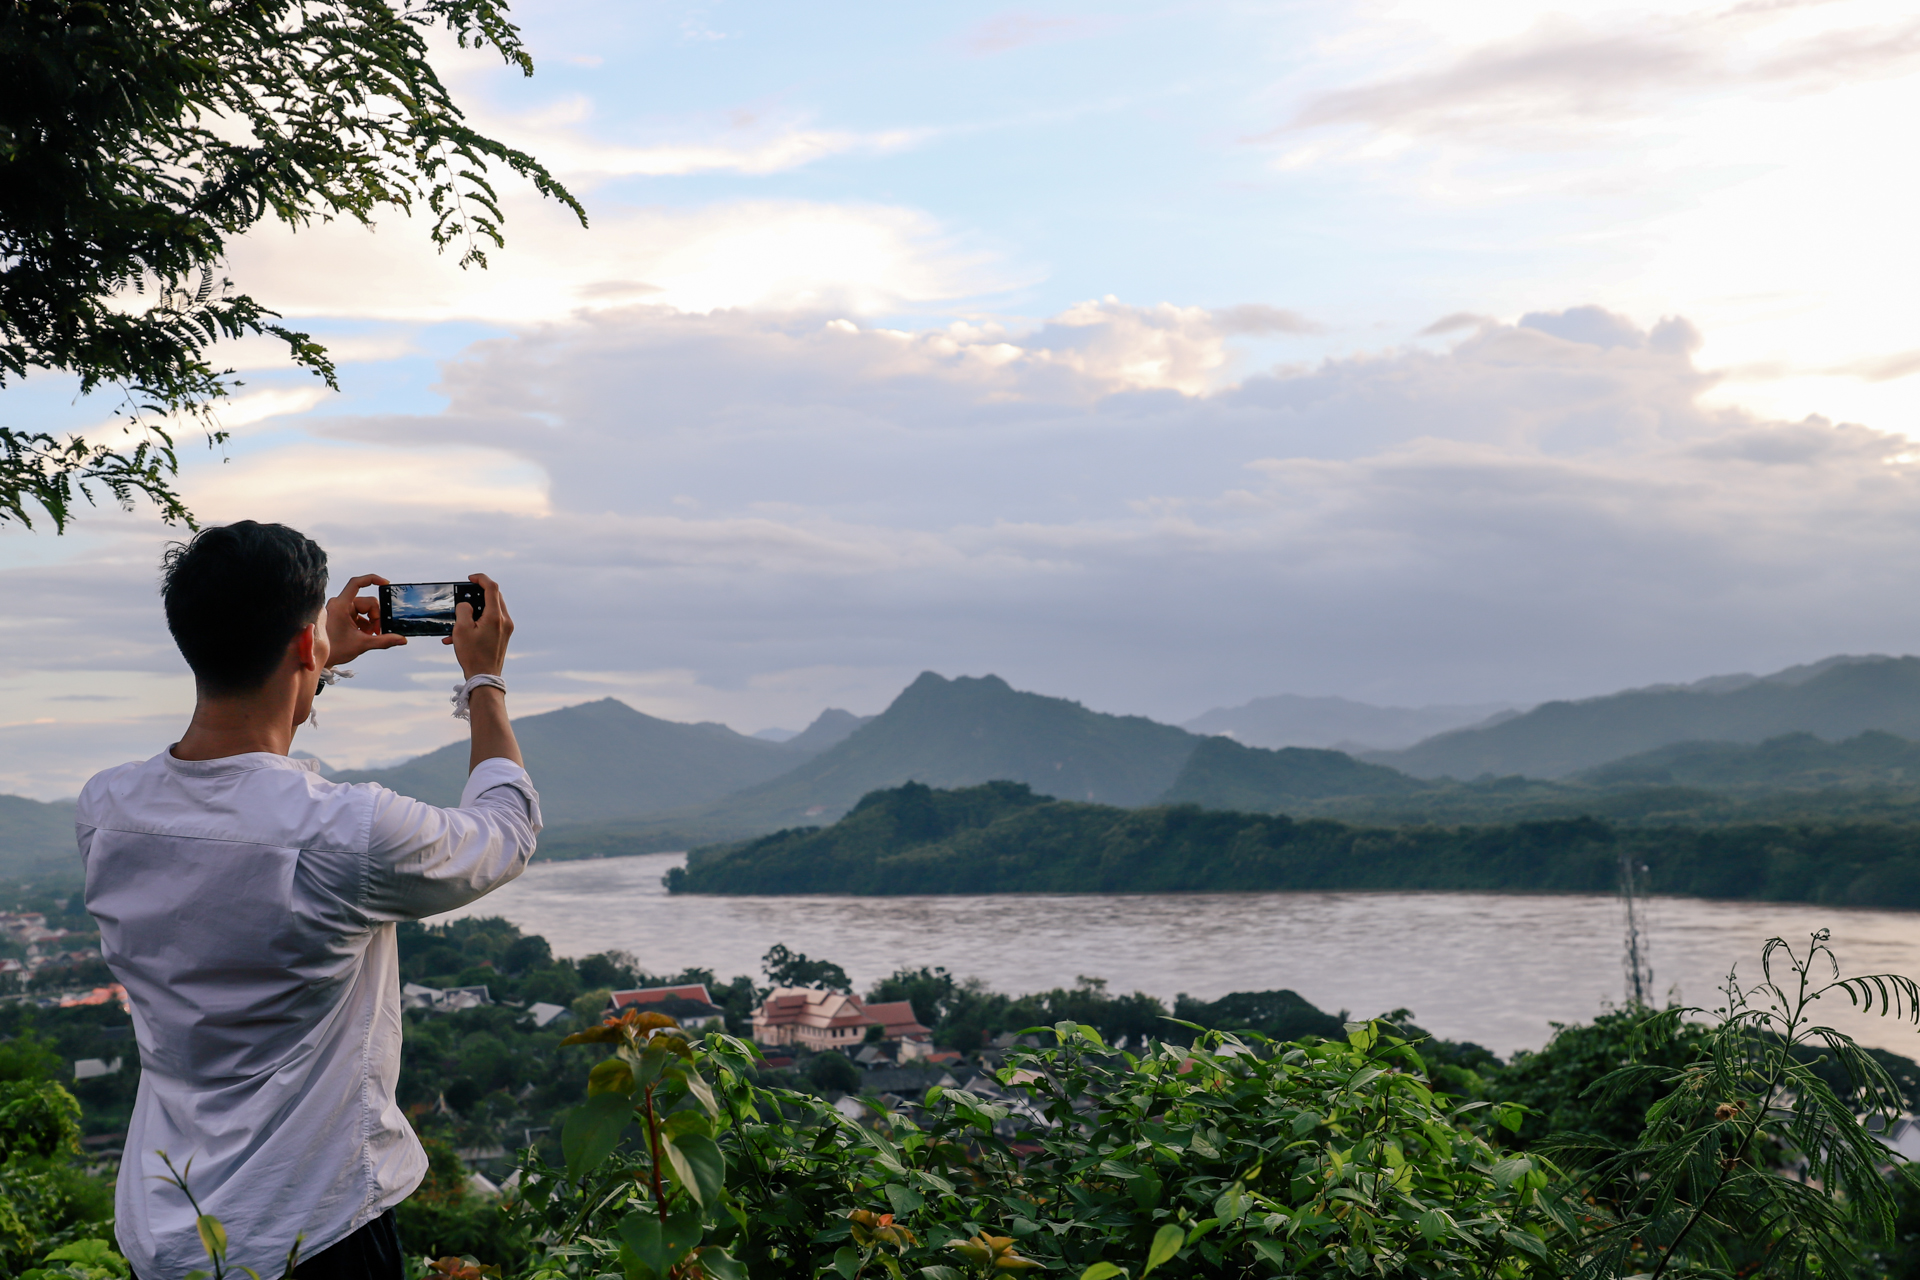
[500,931,1920,1280]
[14,932,1920,1280]
[1560,931,1920,1279]
[0,1036,113,1279]
[508,1006,1561,1280]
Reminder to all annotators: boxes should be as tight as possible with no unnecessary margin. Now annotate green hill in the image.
[0,793,80,882]
[660,671,1200,834]
[1369,655,1920,780]
[1181,694,1513,751]
[1575,730,1920,790]
[1160,736,1430,810]
[671,779,1920,906]
[335,697,798,823]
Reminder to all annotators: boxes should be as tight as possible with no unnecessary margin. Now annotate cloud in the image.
[222,197,1027,323]
[12,298,1920,797]
[1284,5,1920,143]
[510,107,932,181]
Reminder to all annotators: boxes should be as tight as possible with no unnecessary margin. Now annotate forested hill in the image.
[671,779,1920,905]
[1159,736,1431,809]
[1575,730,1920,790]
[1369,654,1920,780]
[335,697,800,819]
[0,793,79,880]
[668,672,1201,831]
[1181,694,1513,751]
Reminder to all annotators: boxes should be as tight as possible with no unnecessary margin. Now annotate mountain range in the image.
[1181,694,1515,751]
[1367,655,1920,779]
[18,654,1920,881]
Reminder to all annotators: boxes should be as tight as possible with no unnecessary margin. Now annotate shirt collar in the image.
[159,749,322,778]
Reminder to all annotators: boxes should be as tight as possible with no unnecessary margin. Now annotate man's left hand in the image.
[326,574,407,665]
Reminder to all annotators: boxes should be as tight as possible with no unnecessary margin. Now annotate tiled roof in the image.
[755,986,880,1030]
[612,983,713,1008]
[861,1000,932,1039]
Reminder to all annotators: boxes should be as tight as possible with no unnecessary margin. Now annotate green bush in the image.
[509,1010,1562,1280]
[393,1136,529,1272]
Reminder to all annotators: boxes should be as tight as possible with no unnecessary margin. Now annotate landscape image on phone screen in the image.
[390,583,458,632]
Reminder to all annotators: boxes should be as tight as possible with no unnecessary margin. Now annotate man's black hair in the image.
[161,521,329,694]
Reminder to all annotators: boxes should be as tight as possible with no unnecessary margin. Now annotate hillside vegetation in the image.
[0,793,79,880]
[1182,692,1512,750]
[1370,654,1920,778]
[646,671,1199,831]
[335,697,800,818]
[672,778,1920,905]
[1160,735,1430,809]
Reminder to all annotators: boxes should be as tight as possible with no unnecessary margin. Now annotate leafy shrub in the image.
[508,1008,1562,1280]
[394,1137,530,1273]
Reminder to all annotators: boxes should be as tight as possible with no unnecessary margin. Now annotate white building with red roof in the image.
[607,983,728,1030]
[751,988,932,1053]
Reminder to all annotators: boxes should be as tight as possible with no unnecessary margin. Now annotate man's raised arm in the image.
[360,572,539,921]
[447,572,522,773]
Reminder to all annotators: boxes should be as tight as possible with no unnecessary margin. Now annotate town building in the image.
[750,987,933,1053]
[608,983,728,1031]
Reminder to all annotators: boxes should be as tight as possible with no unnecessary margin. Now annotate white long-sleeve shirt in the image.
[78,749,541,1280]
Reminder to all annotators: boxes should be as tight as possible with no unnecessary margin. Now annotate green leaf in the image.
[663,1109,712,1139]
[195,1215,227,1262]
[44,1242,122,1270]
[885,1183,925,1215]
[1141,1224,1185,1278]
[1079,1265,1126,1280]
[1490,1156,1531,1191]
[682,1067,720,1117]
[1344,1022,1378,1053]
[918,1269,965,1280]
[618,1206,704,1279]
[1415,1209,1453,1242]
[617,1213,669,1280]
[1247,1239,1289,1271]
[562,1092,632,1180]
[695,1245,747,1280]
[1499,1229,1551,1261]
[833,1246,865,1280]
[663,1131,726,1206]
[588,1056,636,1099]
[1291,1112,1321,1136]
[1212,1184,1250,1222]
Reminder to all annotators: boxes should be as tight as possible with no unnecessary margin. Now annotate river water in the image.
[438,853,1920,1059]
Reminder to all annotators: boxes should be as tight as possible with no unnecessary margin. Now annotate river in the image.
[437,853,1920,1058]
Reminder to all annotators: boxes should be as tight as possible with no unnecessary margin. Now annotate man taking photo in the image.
[78,521,541,1279]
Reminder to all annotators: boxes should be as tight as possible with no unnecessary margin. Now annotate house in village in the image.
[751,987,932,1057]
[607,982,729,1031]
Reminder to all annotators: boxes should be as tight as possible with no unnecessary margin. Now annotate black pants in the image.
[292,1211,403,1279]
[133,1210,402,1280]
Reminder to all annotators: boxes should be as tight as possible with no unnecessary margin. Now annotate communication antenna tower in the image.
[1619,847,1654,1008]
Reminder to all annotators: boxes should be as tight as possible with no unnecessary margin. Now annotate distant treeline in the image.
[668,779,1920,906]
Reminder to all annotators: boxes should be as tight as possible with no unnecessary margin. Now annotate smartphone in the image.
[379,581,484,637]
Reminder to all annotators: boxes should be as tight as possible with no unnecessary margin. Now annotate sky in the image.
[9,0,1920,797]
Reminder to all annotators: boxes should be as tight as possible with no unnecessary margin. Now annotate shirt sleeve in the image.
[358,758,543,921]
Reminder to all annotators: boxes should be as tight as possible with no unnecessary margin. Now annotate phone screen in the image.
[380,582,484,637]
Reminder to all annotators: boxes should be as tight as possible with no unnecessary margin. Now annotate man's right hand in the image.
[446,573,513,678]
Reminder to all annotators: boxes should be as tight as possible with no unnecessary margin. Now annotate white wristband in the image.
[452,673,506,720]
